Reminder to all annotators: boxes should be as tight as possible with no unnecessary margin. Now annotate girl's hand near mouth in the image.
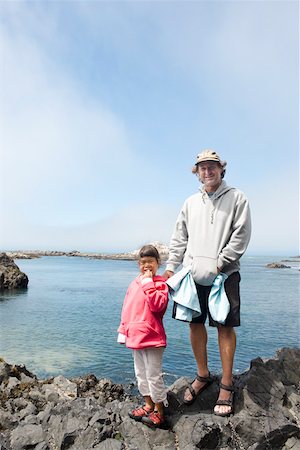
[141,269,153,279]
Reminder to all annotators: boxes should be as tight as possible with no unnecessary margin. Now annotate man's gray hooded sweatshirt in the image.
[166,181,251,286]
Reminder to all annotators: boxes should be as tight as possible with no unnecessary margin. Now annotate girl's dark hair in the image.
[138,245,161,263]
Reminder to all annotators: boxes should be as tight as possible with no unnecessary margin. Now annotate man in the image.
[163,149,251,416]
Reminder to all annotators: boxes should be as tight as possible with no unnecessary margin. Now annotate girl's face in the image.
[138,256,159,276]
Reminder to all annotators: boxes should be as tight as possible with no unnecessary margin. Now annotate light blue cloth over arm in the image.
[208,273,230,324]
[167,266,201,322]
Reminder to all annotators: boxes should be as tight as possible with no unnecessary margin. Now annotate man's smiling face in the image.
[197,161,223,192]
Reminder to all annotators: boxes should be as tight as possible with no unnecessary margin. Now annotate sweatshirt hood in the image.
[199,180,233,201]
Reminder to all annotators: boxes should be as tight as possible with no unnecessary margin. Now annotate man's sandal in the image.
[183,373,213,405]
[214,382,235,417]
[128,405,153,421]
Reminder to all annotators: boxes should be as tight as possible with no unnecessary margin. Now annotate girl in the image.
[117,245,169,428]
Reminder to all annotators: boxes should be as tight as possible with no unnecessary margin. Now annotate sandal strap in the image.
[215,399,233,407]
[132,405,152,415]
[186,384,196,399]
[142,405,153,412]
[195,372,212,383]
[220,382,235,392]
[144,410,165,426]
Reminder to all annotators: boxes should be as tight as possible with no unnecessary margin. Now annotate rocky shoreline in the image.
[5,250,138,261]
[0,348,299,449]
[5,242,170,262]
[5,251,300,267]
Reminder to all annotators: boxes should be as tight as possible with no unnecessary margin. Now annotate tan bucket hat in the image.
[195,149,227,168]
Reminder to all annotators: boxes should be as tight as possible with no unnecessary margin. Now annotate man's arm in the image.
[217,195,251,270]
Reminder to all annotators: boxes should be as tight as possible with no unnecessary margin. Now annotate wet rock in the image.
[0,359,36,386]
[42,375,77,401]
[0,253,28,290]
[73,375,126,406]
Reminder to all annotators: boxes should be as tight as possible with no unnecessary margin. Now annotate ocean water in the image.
[0,255,299,386]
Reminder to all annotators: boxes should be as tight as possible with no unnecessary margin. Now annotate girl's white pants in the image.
[133,347,167,404]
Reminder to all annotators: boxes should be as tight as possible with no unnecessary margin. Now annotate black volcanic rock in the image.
[0,348,299,449]
[0,253,28,290]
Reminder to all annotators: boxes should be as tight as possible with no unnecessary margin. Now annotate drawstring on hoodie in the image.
[200,181,232,224]
[202,191,215,224]
[211,207,215,224]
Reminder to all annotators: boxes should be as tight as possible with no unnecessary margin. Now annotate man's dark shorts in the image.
[192,271,241,327]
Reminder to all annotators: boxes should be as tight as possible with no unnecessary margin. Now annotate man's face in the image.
[197,161,223,192]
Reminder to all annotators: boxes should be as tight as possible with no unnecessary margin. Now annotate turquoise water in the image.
[0,256,299,385]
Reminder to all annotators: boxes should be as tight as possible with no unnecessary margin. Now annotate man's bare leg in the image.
[214,326,236,415]
[184,323,210,402]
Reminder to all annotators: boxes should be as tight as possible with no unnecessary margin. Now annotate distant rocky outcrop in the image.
[6,242,170,262]
[0,253,28,290]
[0,348,299,449]
[266,262,291,269]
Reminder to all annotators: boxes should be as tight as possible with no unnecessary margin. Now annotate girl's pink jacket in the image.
[118,275,169,350]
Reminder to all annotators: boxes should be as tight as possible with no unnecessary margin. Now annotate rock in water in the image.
[266,262,291,269]
[0,252,29,290]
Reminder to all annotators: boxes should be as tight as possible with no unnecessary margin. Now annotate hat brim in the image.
[196,158,226,167]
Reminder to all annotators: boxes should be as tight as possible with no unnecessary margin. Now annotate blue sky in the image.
[0,1,298,255]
